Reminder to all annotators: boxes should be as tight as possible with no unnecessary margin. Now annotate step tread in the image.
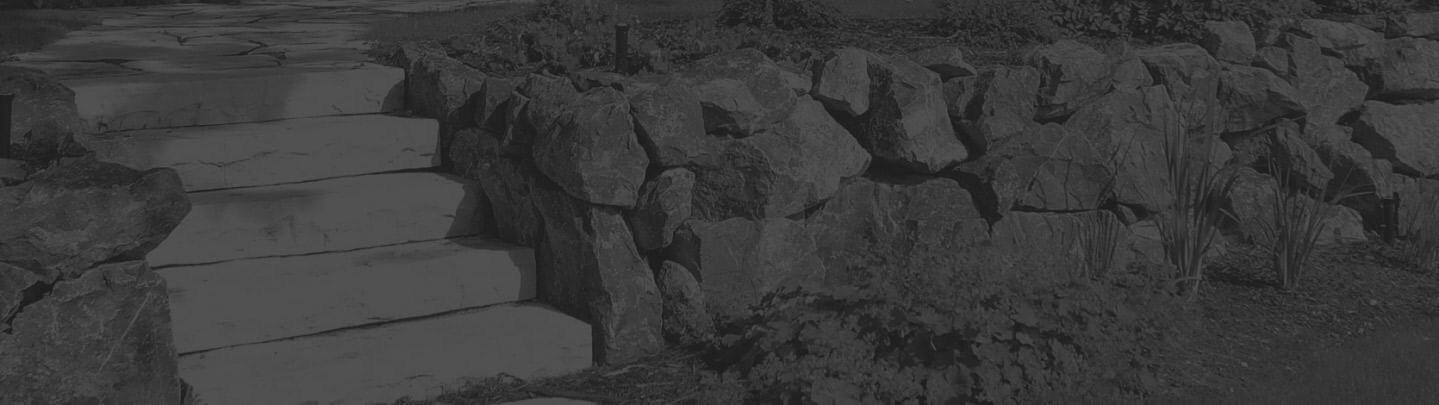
[65,62,404,132]
[162,236,535,354]
[147,172,488,267]
[179,303,592,405]
[83,114,440,191]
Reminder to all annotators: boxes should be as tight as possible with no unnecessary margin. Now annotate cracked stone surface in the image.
[4,0,523,77]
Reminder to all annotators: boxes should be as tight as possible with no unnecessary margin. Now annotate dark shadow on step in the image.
[445,175,538,300]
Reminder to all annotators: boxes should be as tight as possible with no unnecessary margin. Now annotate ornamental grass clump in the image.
[1156,111,1237,300]
[1397,184,1439,273]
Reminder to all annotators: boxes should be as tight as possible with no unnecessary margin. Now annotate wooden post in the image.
[1380,196,1401,243]
[614,23,630,74]
[0,93,13,159]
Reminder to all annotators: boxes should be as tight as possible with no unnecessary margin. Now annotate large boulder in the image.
[684,49,798,137]
[1351,100,1439,177]
[655,260,713,346]
[1289,19,1385,68]
[1382,12,1439,39]
[1201,20,1258,64]
[666,217,823,322]
[946,66,1041,154]
[1220,167,1367,246]
[811,47,874,116]
[500,73,581,156]
[955,123,1113,214]
[0,261,181,405]
[1305,123,1398,199]
[1025,40,1114,120]
[530,87,649,208]
[688,97,870,220]
[393,41,488,124]
[1373,37,1439,100]
[1224,119,1335,192]
[1271,35,1370,127]
[804,175,990,281]
[472,76,519,132]
[627,77,714,167]
[0,157,189,280]
[447,128,544,246]
[905,45,977,81]
[1136,43,1224,136]
[627,168,696,251]
[1216,64,1305,133]
[0,66,88,163]
[842,53,968,173]
[533,185,663,365]
[1061,85,1186,212]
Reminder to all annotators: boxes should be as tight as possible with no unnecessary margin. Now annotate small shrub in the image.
[1397,183,1439,273]
[930,0,1064,47]
[715,0,845,31]
[1156,111,1239,300]
[1314,0,1413,14]
[1042,0,1317,40]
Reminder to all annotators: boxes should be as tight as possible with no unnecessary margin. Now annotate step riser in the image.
[83,115,441,191]
[179,304,592,405]
[147,173,488,267]
[66,64,404,132]
[162,237,536,353]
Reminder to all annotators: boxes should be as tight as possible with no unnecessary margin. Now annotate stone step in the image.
[82,114,440,192]
[62,63,404,132]
[147,172,487,267]
[179,302,592,405]
[161,236,536,354]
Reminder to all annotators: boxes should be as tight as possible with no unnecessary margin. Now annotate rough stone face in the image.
[1373,37,1439,100]
[1383,12,1439,39]
[395,41,487,124]
[627,78,714,167]
[0,66,88,163]
[1221,167,1367,246]
[1217,63,1305,133]
[956,123,1113,214]
[811,47,874,116]
[1351,100,1439,177]
[1201,20,1258,64]
[947,66,1040,155]
[842,54,968,173]
[685,49,798,137]
[501,73,580,156]
[666,217,823,321]
[530,87,649,208]
[688,97,870,220]
[473,76,519,132]
[447,128,544,246]
[655,260,713,346]
[627,168,696,251]
[1290,19,1385,68]
[1110,54,1156,90]
[905,45,977,80]
[1136,43,1224,135]
[0,159,27,185]
[1225,119,1335,192]
[1061,85,1182,212]
[1274,35,1370,127]
[990,210,1133,278]
[804,175,990,280]
[0,261,181,405]
[1025,40,1113,119]
[1306,123,1398,200]
[533,186,663,365]
[0,157,190,280]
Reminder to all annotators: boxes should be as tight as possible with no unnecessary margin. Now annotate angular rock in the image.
[1255,46,1292,75]
[655,261,713,346]
[0,158,189,280]
[447,128,544,247]
[628,168,696,251]
[1373,37,1439,100]
[1217,64,1305,133]
[1273,35,1370,127]
[1061,85,1183,212]
[1225,119,1335,192]
[946,65,1039,155]
[1136,43,1224,135]
[531,87,649,208]
[1290,19,1385,68]
[804,175,990,281]
[0,159,26,185]
[627,78,714,167]
[776,65,812,97]
[990,210,1132,278]
[666,217,823,321]
[1110,54,1156,90]
[956,123,1113,214]
[1306,123,1397,199]
[810,47,874,116]
[685,49,798,137]
[1351,100,1439,177]
[473,76,519,132]
[501,74,580,156]
[1201,20,1258,64]
[1383,12,1439,39]
[906,45,977,80]
[1025,40,1113,119]
[395,41,487,124]
[1221,167,1367,246]
[0,66,87,163]
[0,261,181,405]
[689,97,870,220]
[533,186,663,365]
[0,262,42,325]
[843,54,968,173]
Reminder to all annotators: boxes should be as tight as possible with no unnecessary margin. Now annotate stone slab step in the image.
[162,236,536,354]
[147,172,486,267]
[82,114,440,191]
[498,399,600,405]
[179,303,592,405]
[62,63,404,132]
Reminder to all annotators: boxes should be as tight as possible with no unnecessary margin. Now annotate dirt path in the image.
[1220,317,1439,404]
